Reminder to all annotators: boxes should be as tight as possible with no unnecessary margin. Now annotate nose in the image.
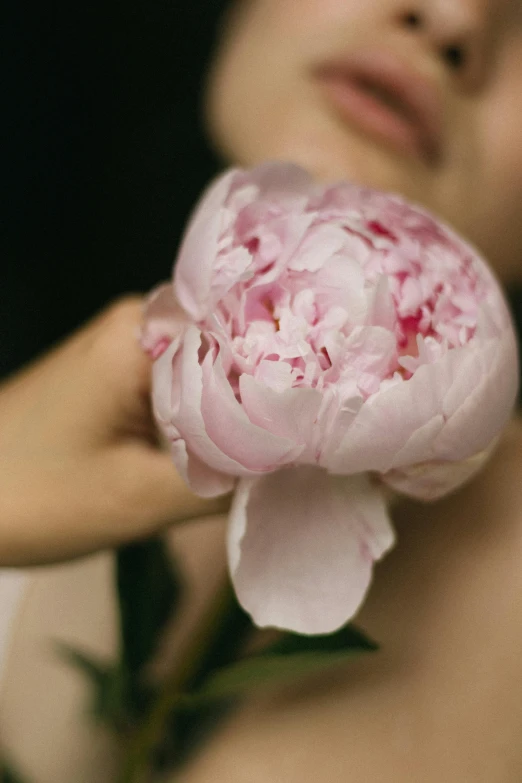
[398,0,499,90]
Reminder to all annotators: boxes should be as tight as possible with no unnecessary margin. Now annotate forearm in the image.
[0,450,229,566]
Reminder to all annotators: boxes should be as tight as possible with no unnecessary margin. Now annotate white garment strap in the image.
[0,570,27,688]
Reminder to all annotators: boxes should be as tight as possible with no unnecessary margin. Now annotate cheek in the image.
[249,0,357,33]
[205,0,371,156]
[213,0,376,69]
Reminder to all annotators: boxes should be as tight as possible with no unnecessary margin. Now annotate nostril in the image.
[403,11,422,28]
[443,44,466,69]
[400,10,472,81]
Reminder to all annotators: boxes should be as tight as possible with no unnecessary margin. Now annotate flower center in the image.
[203,194,491,400]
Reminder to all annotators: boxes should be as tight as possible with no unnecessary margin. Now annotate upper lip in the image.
[314,49,444,163]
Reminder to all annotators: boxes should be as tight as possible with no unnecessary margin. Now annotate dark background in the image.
[2,0,227,377]
[3,0,522,389]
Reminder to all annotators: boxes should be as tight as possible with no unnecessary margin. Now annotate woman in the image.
[2,0,522,780]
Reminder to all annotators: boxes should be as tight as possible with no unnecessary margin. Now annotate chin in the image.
[209,99,428,205]
[239,138,420,202]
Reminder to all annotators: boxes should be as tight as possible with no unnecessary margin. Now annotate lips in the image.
[314,50,443,165]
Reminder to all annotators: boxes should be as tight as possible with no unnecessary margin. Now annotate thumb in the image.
[110,442,231,540]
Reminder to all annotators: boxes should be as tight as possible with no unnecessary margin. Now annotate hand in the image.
[0,298,229,566]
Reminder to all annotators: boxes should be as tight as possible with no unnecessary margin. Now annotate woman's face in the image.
[205,0,522,281]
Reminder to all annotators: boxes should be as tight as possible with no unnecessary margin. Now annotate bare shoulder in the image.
[481,413,522,486]
[179,418,522,783]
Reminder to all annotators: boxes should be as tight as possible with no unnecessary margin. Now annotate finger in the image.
[111,444,232,532]
[0,447,231,567]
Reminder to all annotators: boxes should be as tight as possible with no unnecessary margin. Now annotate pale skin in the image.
[3,0,522,780]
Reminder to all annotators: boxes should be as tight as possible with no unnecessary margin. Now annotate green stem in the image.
[117,579,237,783]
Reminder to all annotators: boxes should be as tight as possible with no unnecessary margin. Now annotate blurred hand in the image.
[0,298,229,566]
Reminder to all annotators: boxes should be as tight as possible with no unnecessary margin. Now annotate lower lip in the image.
[315,71,427,163]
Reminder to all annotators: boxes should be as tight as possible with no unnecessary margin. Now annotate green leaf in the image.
[116,536,182,678]
[265,623,378,656]
[150,589,254,774]
[186,624,378,704]
[156,700,235,774]
[56,643,111,688]
[56,642,157,729]
[55,643,124,724]
[187,651,361,703]
[185,585,254,691]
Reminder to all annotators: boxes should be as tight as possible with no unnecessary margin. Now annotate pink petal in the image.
[432,332,518,460]
[141,283,188,358]
[325,330,517,475]
[151,328,244,495]
[288,224,347,272]
[151,330,240,494]
[175,327,266,477]
[326,359,448,474]
[382,446,493,501]
[365,275,396,332]
[175,169,239,321]
[248,212,316,283]
[254,360,294,392]
[227,468,395,634]
[170,439,235,498]
[317,390,364,465]
[239,373,323,461]
[340,326,397,378]
[201,349,303,470]
[387,414,445,467]
[151,335,184,437]
[249,161,315,201]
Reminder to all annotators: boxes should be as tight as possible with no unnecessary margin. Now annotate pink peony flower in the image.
[143,163,518,635]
